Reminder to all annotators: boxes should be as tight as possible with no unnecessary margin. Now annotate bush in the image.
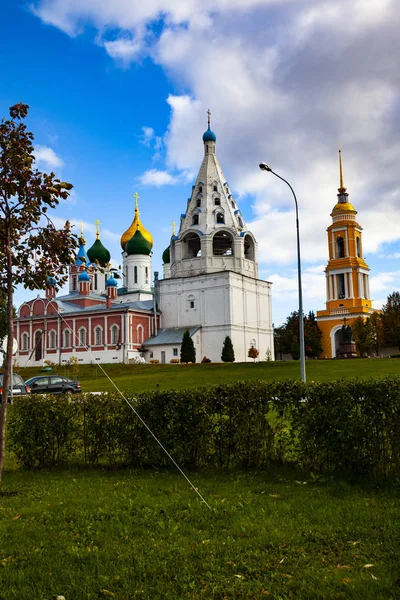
[201,356,211,363]
[7,377,400,476]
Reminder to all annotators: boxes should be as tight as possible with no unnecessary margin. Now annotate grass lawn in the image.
[17,358,400,394]
[1,467,399,599]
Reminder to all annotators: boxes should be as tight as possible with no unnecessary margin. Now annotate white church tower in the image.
[156,112,274,363]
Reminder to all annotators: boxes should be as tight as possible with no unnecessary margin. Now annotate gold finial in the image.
[95,219,100,239]
[133,191,140,212]
[80,221,84,236]
[172,221,176,236]
[338,143,347,193]
[207,108,211,128]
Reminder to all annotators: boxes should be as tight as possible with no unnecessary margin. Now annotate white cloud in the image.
[103,37,141,63]
[34,145,64,170]
[138,169,179,186]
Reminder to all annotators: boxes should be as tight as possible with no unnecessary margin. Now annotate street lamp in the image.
[259,162,306,382]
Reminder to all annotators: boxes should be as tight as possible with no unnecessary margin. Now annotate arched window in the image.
[94,273,98,289]
[182,232,201,259]
[111,325,119,345]
[79,327,86,347]
[214,198,221,206]
[231,201,235,209]
[95,326,102,346]
[145,266,149,284]
[49,330,56,349]
[22,332,29,351]
[244,234,255,261]
[137,324,144,344]
[72,277,77,291]
[336,236,345,258]
[192,214,199,225]
[64,329,71,347]
[196,198,201,208]
[216,213,225,224]
[213,231,234,256]
[187,295,195,309]
[356,237,361,258]
[238,217,244,228]
[337,274,345,299]
[134,266,138,284]
[213,185,218,192]
[199,186,202,193]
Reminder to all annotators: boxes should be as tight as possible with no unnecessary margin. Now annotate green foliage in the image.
[381,291,400,349]
[0,103,77,481]
[274,311,323,359]
[180,329,196,363]
[221,335,235,362]
[352,313,384,356]
[9,377,400,476]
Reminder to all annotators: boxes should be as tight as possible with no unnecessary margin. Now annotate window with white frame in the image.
[95,326,102,346]
[111,325,119,345]
[134,266,138,284]
[79,327,86,347]
[173,347,178,356]
[145,266,149,284]
[64,329,71,347]
[22,332,29,351]
[49,330,56,349]
[137,324,144,344]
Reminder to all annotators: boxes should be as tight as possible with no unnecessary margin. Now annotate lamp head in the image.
[259,162,272,172]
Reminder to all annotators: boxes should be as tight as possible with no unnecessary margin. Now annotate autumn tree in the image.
[274,311,323,359]
[180,329,196,363]
[248,346,259,362]
[221,336,235,362]
[0,102,77,483]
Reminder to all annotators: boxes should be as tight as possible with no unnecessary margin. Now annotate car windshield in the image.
[0,373,25,385]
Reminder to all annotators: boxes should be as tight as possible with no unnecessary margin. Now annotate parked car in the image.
[25,376,81,394]
[0,372,31,401]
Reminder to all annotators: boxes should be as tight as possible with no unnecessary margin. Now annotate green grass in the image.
[1,467,400,599]
[16,358,400,394]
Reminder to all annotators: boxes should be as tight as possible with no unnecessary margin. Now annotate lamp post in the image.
[259,162,306,382]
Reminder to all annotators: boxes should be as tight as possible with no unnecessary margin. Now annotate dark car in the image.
[0,372,31,400]
[25,376,81,394]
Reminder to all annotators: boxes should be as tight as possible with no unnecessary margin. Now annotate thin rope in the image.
[13,262,211,510]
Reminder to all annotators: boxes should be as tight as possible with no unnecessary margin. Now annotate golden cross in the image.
[80,221,84,236]
[133,191,140,211]
[172,221,176,236]
[95,219,100,238]
[207,108,211,127]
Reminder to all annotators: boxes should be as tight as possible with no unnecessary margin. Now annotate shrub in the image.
[180,329,196,363]
[221,336,235,362]
[201,356,211,363]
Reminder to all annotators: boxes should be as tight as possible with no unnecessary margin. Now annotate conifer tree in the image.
[180,329,196,363]
[221,336,235,362]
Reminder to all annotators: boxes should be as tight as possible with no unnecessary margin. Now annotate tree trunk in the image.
[0,245,14,484]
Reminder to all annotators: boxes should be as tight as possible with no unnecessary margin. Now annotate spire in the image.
[338,144,347,194]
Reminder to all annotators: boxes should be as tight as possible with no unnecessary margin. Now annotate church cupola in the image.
[87,220,111,266]
[69,226,91,293]
[78,269,91,296]
[122,193,153,296]
[162,241,171,279]
[121,191,153,251]
[106,274,118,307]
[168,111,258,279]
[46,275,57,300]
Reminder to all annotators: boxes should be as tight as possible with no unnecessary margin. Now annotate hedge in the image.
[7,377,400,475]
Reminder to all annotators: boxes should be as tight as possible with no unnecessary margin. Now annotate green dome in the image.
[162,246,170,264]
[126,229,152,256]
[87,238,111,266]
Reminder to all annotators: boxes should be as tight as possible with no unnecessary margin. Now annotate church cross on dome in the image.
[338,144,347,194]
[172,220,176,236]
[207,108,211,127]
[95,219,100,239]
[134,191,140,211]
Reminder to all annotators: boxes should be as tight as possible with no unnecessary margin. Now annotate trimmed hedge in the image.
[7,377,400,475]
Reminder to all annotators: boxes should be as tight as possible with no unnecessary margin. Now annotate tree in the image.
[381,292,400,349]
[180,329,196,363]
[274,311,323,360]
[221,336,235,362]
[0,103,77,483]
[0,293,7,342]
[248,346,259,362]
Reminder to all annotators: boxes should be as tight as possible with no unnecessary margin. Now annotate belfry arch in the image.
[182,232,201,258]
[212,231,234,256]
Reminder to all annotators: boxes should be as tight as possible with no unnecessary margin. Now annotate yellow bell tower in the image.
[316,148,375,358]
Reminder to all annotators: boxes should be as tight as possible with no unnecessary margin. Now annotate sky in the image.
[2,0,400,326]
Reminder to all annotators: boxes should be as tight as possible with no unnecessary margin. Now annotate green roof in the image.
[87,238,111,266]
[126,229,152,256]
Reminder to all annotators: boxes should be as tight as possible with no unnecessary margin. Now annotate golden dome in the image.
[331,201,356,215]
[120,193,154,251]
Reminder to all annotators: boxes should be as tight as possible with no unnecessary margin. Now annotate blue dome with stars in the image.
[202,126,216,143]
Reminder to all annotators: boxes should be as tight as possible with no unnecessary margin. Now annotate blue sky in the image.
[3,0,400,325]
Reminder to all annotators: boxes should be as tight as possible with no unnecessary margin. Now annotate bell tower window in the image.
[192,214,199,226]
[356,236,361,258]
[336,236,345,258]
[216,213,225,224]
[337,273,346,299]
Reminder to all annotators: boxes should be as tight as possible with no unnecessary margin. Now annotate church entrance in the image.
[34,331,43,361]
[161,351,166,364]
